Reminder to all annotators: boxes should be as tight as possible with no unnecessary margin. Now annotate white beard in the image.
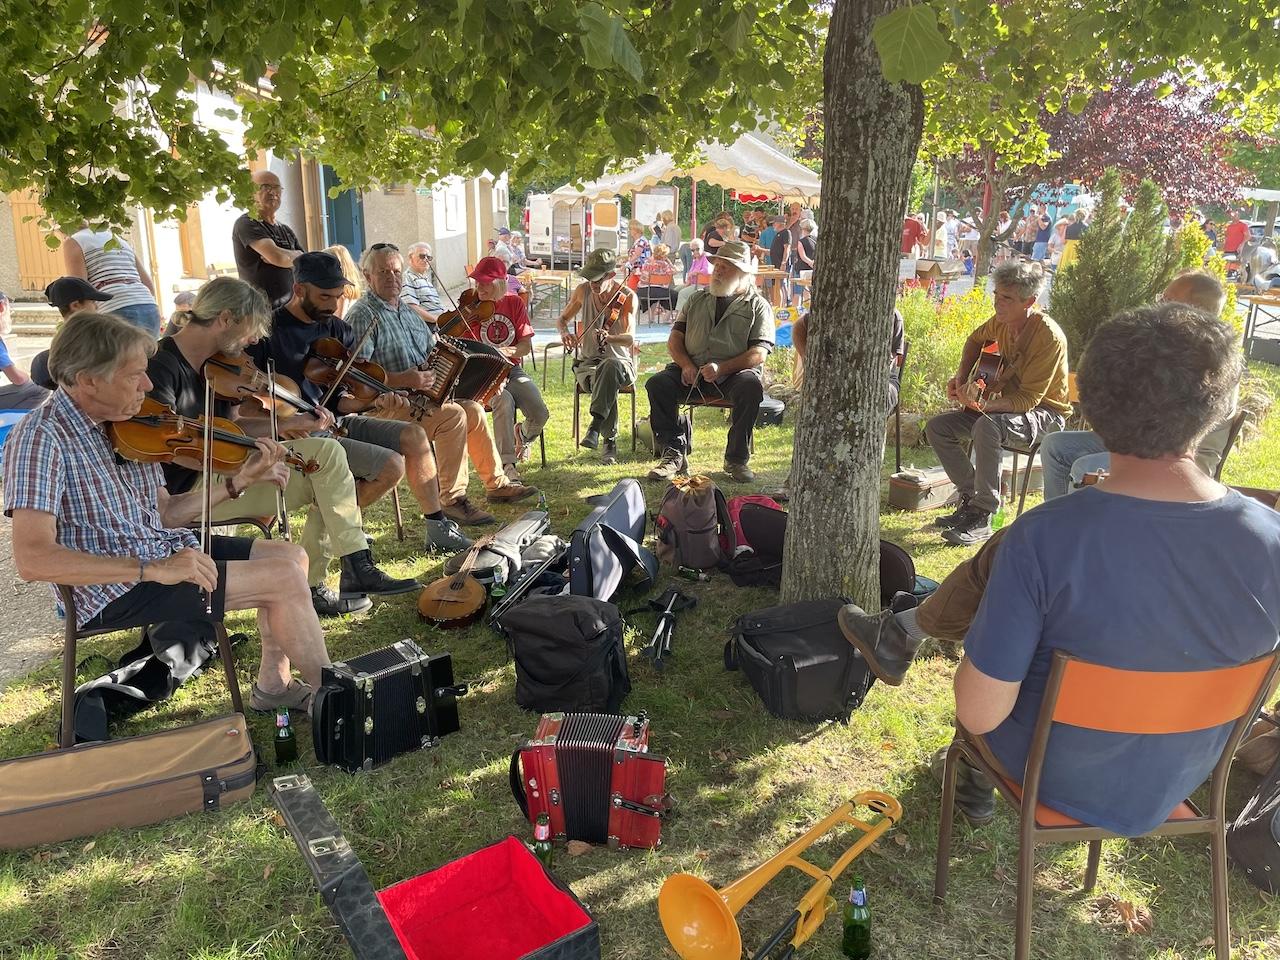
[708,271,748,297]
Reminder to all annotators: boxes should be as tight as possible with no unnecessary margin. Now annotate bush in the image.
[899,286,993,415]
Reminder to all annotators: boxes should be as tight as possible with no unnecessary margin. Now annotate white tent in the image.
[550,133,821,205]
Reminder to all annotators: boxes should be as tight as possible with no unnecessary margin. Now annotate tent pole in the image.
[691,180,697,240]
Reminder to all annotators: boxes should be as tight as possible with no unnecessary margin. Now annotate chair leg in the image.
[1083,839,1102,891]
[391,486,405,542]
[1007,451,1019,510]
[541,346,549,390]
[1016,451,1036,517]
[1015,825,1036,960]
[573,389,581,447]
[933,742,961,904]
[59,624,78,749]
[894,403,902,474]
[215,623,245,715]
[630,390,637,453]
[560,349,567,384]
[539,432,546,468]
[1210,822,1231,960]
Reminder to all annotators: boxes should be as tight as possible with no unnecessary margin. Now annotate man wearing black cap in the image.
[45,276,114,318]
[247,252,474,553]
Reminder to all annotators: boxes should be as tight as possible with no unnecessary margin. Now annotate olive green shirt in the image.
[675,288,775,367]
[968,311,1071,415]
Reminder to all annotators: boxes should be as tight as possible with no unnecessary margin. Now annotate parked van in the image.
[524,194,623,268]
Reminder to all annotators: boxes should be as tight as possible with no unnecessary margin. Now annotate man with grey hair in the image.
[232,169,305,306]
[926,259,1070,545]
[1039,269,1238,499]
[3,310,334,711]
[402,242,445,331]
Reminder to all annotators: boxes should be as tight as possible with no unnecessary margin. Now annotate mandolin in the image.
[417,535,494,628]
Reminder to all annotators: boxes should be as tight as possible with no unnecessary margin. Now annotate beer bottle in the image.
[490,567,507,601]
[990,500,1006,531]
[841,876,871,959]
[274,708,298,765]
[533,813,554,869]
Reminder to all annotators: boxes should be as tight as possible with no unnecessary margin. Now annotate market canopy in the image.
[549,133,821,205]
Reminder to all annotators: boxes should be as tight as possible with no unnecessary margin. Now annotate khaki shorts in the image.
[337,416,404,481]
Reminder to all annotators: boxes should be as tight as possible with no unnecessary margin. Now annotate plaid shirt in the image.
[346,291,436,373]
[2,389,197,625]
[401,269,444,316]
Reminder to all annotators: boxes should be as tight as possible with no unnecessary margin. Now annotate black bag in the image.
[725,598,875,722]
[568,479,657,600]
[500,596,631,713]
[756,395,785,426]
[1228,750,1280,893]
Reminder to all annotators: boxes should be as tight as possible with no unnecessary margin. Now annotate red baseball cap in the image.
[469,256,508,284]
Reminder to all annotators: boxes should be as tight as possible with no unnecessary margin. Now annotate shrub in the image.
[899,286,993,415]
[1174,220,1240,332]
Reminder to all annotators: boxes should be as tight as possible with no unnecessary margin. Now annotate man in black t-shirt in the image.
[232,171,305,305]
[768,217,793,302]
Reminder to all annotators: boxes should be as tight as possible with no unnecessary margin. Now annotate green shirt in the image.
[675,288,775,367]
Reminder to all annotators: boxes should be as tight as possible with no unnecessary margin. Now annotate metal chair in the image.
[572,382,638,453]
[1212,407,1250,482]
[934,648,1280,960]
[54,585,245,749]
[891,340,910,473]
[1005,372,1079,516]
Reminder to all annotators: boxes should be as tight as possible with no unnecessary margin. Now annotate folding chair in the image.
[934,648,1280,960]
[1213,407,1250,482]
[54,585,246,749]
[892,340,910,473]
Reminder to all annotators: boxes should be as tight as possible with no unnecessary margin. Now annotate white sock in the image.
[894,606,930,642]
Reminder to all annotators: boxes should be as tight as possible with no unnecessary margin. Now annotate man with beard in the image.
[246,252,476,554]
[146,274,419,617]
[645,239,774,483]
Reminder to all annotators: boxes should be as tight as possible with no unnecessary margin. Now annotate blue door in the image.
[322,166,366,258]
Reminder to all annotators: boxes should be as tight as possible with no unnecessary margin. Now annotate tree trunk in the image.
[780,0,924,607]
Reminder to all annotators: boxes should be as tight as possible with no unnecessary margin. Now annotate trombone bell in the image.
[658,872,743,960]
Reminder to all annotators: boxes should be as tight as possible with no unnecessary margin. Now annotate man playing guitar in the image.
[557,249,638,464]
[925,260,1070,545]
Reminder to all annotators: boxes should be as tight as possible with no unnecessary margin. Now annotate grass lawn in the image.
[1,347,1278,960]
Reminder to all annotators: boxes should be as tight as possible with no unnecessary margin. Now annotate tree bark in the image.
[780,0,924,607]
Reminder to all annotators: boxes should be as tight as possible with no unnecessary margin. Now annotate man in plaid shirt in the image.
[3,311,331,712]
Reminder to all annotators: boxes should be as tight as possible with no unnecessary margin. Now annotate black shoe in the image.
[580,428,600,450]
[837,603,923,686]
[601,439,618,465]
[311,584,372,616]
[338,550,419,599]
[930,746,997,826]
[941,508,994,546]
[933,496,973,528]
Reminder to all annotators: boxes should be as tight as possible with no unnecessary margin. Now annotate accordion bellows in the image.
[419,335,510,407]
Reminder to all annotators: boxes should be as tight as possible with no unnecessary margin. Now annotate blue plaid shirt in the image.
[2,389,197,625]
[346,291,436,373]
[401,269,444,316]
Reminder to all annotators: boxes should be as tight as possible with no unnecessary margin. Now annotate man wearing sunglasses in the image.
[402,242,445,333]
[232,170,305,306]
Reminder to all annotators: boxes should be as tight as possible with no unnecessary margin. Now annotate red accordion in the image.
[509,712,671,850]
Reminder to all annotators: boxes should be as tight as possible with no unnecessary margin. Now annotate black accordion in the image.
[312,639,467,773]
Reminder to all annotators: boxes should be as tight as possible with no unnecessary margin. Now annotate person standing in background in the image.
[0,291,49,409]
[232,170,305,306]
[1224,210,1250,256]
[61,223,162,336]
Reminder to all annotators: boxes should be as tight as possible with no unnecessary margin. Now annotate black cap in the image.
[45,277,112,310]
[293,251,350,289]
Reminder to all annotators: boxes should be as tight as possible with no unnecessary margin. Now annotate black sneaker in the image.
[580,427,601,450]
[338,549,419,598]
[600,439,618,465]
[930,746,996,826]
[311,584,372,616]
[933,496,973,528]
[941,508,993,546]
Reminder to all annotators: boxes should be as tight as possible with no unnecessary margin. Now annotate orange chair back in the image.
[1067,371,1079,404]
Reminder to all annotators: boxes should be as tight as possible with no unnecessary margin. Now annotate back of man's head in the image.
[1163,270,1226,318]
[1078,302,1241,460]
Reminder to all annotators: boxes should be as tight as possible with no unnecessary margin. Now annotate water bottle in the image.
[490,566,507,600]
[990,500,1006,531]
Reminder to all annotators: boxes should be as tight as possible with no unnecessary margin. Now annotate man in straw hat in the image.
[556,249,638,464]
[644,239,773,483]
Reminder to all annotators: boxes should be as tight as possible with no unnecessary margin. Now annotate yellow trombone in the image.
[658,791,902,960]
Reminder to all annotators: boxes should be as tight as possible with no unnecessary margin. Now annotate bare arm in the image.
[667,328,693,370]
[61,237,88,280]
[248,237,302,269]
[12,509,143,585]
[133,254,156,295]
[507,335,533,361]
[604,298,636,347]
[405,302,439,326]
[2,363,30,386]
[953,657,1021,735]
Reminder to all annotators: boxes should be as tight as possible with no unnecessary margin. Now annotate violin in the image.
[302,337,401,407]
[204,352,321,419]
[417,535,494,628]
[110,397,320,475]
[437,288,496,338]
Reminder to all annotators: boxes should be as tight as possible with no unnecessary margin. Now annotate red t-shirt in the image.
[901,217,926,254]
[1224,220,1250,254]
[461,294,534,366]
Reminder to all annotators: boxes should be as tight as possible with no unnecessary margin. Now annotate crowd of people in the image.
[901,204,1091,272]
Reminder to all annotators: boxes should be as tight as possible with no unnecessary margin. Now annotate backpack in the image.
[497,596,631,714]
[727,495,784,551]
[1227,748,1280,893]
[654,475,735,570]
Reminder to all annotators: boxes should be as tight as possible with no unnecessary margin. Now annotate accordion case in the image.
[510,712,671,850]
[313,639,466,773]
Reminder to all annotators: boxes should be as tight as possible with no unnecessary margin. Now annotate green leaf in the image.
[871,4,951,85]
[578,4,614,71]
[1067,91,1089,114]
[724,8,751,51]
[610,19,643,82]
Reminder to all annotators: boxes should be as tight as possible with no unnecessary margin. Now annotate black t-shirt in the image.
[146,337,234,494]
[1064,222,1086,241]
[1034,216,1052,244]
[796,235,816,266]
[769,228,793,268]
[232,214,304,305]
[247,304,356,413]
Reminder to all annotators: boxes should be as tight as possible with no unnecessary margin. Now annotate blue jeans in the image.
[111,301,162,337]
[1032,241,1048,261]
[1039,430,1106,500]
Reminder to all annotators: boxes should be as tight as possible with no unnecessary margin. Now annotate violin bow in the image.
[316,311,383,412]
[429,260,461,314]
[200,378,215,614]
[266,359,291,541]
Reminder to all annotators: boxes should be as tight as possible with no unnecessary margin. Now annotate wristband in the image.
[225,476,243,500]
[138,557,147,582]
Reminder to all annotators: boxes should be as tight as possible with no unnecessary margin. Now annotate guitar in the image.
[962,341,1004,410]
[417,536,494,629]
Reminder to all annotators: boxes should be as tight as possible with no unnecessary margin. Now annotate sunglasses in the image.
[370,242,400,252]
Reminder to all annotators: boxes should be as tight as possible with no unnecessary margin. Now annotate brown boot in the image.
[443,496,496,526]
[487,481,539,504]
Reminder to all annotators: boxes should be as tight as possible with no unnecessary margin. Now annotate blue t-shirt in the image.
[0,336,12,369]
[1034,217,1052,244]
[760,227,777,263]
[966,487,1280,836]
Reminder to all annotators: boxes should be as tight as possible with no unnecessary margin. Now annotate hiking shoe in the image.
[933,496,973,528]
[647,448,687,481]
[426,517,472,554]
[837,603,922,686]
[723,460,756,483]
[600,439,618,465]
[930,746,997,826]
[339,549,419,598]
[941,508,994,546]
[311,584,372,616]
[580,427,601,450]
[250,679,315,714]
[487,481,539,504]
[502,462,524,484]
[443,496,496,526]
[514,423,533,463]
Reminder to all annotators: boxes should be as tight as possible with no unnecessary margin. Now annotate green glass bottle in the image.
[990,500,1006,531]
[841,877,871,960]
[274,708,298,766]
[533,813,554,869]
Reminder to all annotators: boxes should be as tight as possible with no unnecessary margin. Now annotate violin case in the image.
[312,640,467,773]
[272,773,600,960]
[568,479,657,601]
[443,510,553,585]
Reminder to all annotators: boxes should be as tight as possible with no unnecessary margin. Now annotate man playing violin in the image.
[4,310,332,712]
[557,249,637,465]
[345,244,538,517]
[463,256,549,481]
[925,260,1070,546]
[248,252,475,553]
[146,275,419,617]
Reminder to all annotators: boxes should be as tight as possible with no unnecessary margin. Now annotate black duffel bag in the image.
[725,598,874,722]
[499,595,631,713]
[1228,747,1280,893]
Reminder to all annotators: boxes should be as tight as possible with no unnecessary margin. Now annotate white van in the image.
[524,194,623,268]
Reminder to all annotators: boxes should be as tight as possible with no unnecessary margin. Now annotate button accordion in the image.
[509,712,672,850]
[418,335,511,409]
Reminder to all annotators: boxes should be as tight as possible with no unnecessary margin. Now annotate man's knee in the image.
[970,415,1002,450]
[646,369,677,400]
[252,540,310,578]
[378,451,406,482]
[730,373,764,403]
[459,399,484,429]
[399,422,432,458]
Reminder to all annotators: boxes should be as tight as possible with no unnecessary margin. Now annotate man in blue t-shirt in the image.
[840,301,1280,833]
